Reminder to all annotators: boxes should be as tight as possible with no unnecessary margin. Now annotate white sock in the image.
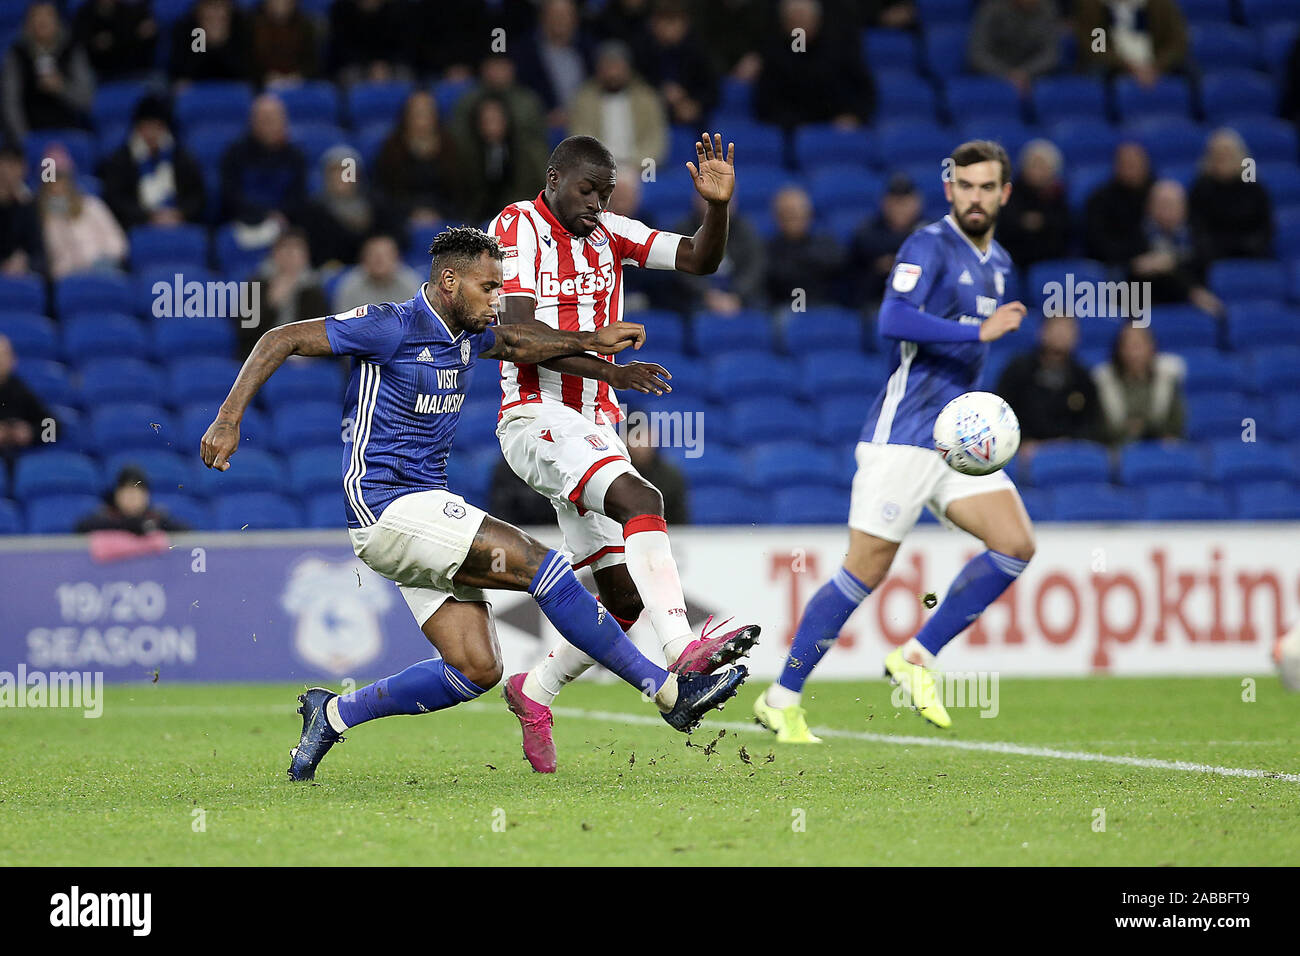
[653,672,679,712]
[901,638,936,667]
[325,696,348,733]
[764,683,801,709]
[623,520,695,660]
[522,640,596,705]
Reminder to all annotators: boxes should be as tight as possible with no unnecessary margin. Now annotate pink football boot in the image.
[668,616,761,675]
[502,673,557,773]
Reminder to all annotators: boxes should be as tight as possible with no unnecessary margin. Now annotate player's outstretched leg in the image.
[887,491,1034,729]
[756,531,896,742]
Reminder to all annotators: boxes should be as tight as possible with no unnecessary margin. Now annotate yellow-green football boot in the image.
[884,647,952,728]
[753,690,823,743]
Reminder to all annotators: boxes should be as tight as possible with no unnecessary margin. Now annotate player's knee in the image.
[604,591,644,626]
[996,536,1035,564]
[457,655,502,692]
[605,477,664,525]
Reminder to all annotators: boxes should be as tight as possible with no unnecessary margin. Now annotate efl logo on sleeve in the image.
[334,304,368,321]
[892,263,922,293]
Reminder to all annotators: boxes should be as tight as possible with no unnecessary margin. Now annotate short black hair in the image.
[427,226,503,280]
[950,140,1012,185]
[547,135,615,176]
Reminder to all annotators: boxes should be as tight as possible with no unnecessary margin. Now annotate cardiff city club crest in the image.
[460,338,471,364]
[281,557,393,675]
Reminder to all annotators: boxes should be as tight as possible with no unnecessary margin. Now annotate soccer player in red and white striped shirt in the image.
[489,133,760,772]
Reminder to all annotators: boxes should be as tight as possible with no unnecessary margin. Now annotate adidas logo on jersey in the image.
[417,347,434,361]
[959,269,974,285]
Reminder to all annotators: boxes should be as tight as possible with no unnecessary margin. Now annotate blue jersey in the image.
[860,215,1013,447]
[324,284,494,528]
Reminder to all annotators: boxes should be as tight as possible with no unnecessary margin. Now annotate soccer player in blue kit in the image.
[755,141,1034,741]
[200,227,748,780]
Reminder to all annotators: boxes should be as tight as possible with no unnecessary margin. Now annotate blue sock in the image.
[778,567,871,693]
[531,550,669,696]
[915,550,1028,656]
[335,658,485,727]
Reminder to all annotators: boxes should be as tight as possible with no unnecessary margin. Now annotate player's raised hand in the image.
[200,418,240,471]
[979,301,1027,342]
[608,361,673,396]
[686,132,735,204]
[590,321,645,354]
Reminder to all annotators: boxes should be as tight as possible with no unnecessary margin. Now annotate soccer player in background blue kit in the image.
[755,141,1034,741]
[200,227,748,780]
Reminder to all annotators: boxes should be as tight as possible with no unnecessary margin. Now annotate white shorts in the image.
[848,442,1015,542]
[497,403,639,572]
[348,489,490,626]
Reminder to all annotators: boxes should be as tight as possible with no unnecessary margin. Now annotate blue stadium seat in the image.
[79,357,165,405]
[184,122,243,165]
[304,491,342,529]
[432,76,475,118]
[1201,70,1279,122]
[955,119,1034,160]
[863,29,919,72]
[916,0,971,23]
[727,397,807,445]
[943,76,1022,123]
[1015,488,1053,522]
[13,451,101,499]
[175,82,254,130]
[129,225,208,271]
[54,273,135,318]
[1225,302,1300,350]
[706,121,784,167]
[772,485,849,524]
[1031,76,1108,124]
[277,82,340,125]
[1123,117,1207,169]
[873,72,940,123]
[1024,258,1111,309]
[0,275,46,313]
[1233,481,1300,519]
[1186,391,1253,441]
[345,81,414,128]
[1146,306,1220,350]
[1178,0,1233,22]
[677,446,744,490]
[1180,348,1250,394]
[1141,482,1231,520]
[706,352,795,402]
[62,314,150,361]
[167,356,242,406]
[213,223,273,279]
[806,165,883,210]
[877,121,952,165]
[152,317,236,358]
[1207,440,1300,483]
[289,448,343,496]
[18,358,72,407]
[781,306,866,354]
[212,491,301,530]
[272,401,341,450]
[1025,441,1111,487]
[43,404,85,452]
[733,163,795,216]
[292,123,353,166]
[1241,0,1300,28]
[1276,206,1300,258]
[691,313,774,354]
[716,76,752,117]
[179,403,268,449]
[135,265,219,318]
[1048,119,1120,166]
[1209,261,1287,302]
[24,129,96,177]
[639,174,695,225]
[1113,76,1193,122]
[194,448,286,496]
[748,441,840,488]
[103,450,194,492]
[1219,117,1298,163]
[1250,346,1300,392]
[819,396,866,444]
[0,313,58,360]
[259,359,344,404]
[921,24,967,78]
[691,485,762,525]
[0,498,22,534]
[796,350,885,400]
[151,493,211,529]
[90,403,177,453]
[1050,484,1141,521]
[26,494,102,534]
[1189,24,1260,71]
[1117,441,1200,485]
[1262,23,1300,75]
[452,400,501,450]
[623,310,685,354]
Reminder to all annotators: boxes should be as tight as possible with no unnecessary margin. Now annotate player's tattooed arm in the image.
[675,132,733,276]
[496,296,673,395]
[481,319,645,364]
[200,319,333,470]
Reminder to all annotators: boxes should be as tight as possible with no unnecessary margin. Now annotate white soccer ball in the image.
[933,391,1021,476]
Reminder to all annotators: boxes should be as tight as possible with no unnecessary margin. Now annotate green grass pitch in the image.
[2,677,1297,866]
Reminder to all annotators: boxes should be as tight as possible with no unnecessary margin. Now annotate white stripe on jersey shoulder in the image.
[343,361,370,521]
[419,283,463,341]
[347,361,381,525]
[871,341,917,444]
[943,214,992,264]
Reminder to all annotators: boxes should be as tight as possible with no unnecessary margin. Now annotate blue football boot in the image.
[661,666,749,733]
[287,687,343,781]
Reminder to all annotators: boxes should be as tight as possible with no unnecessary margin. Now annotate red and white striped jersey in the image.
[489,190,683,424]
